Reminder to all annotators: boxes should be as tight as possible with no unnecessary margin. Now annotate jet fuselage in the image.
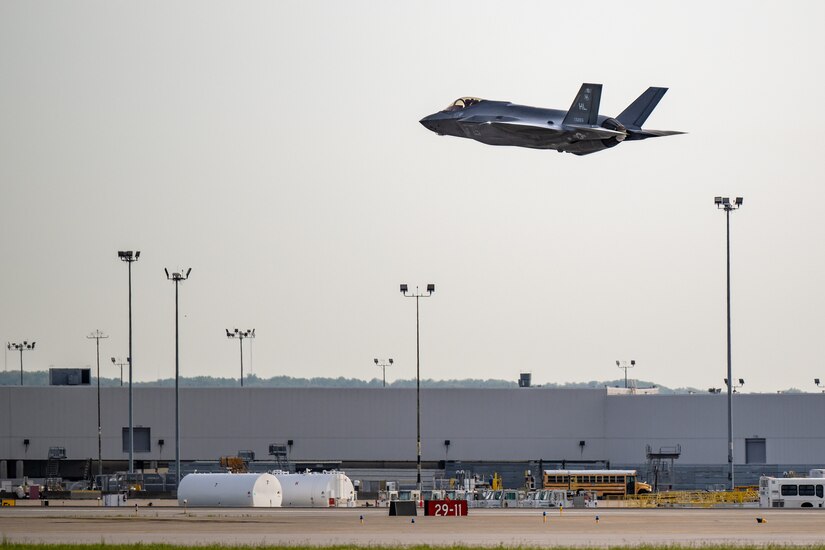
[420,85,683,156]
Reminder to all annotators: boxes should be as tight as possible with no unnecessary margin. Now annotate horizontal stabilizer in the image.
[617,87,668,128]
[624,128,685,141]
[562,83,602,126]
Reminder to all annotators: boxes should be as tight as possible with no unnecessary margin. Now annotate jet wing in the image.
[459,117,562,134]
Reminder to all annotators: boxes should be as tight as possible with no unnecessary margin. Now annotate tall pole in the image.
[128,259,133,473]
[87,330,108,481]
[118,251,139,473]
[415,294,421,492]
[400,283,434,494]
[725,207,733,491]
[175,277,180,486]
[167,268,191,486]
[715,196,742,492]
[239,336,244,387]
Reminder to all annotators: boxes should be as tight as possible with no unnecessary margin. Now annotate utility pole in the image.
[87,330,108,480]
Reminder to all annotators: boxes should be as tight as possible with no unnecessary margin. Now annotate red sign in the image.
[424,499,468,516]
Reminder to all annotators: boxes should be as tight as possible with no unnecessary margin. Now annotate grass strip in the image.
[4,545,825,550]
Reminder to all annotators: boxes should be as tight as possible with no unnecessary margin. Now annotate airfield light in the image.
[714,197,722,205]
[400,283,436,493]
[375,357,394,388]
[118,249,140,473]
[7,341,36,385]
[166,267,192,486]
[87,330,108,481]
[616,359,636,389]
[714,195,744,491]
[226,328,256,387]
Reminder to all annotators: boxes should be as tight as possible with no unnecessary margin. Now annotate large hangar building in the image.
[1,386,823,490]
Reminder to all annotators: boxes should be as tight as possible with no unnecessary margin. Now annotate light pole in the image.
[400,283,435,493]
[715,195,743,490]
[87,330,108,481]
[816,378,823,392]
[616,359,635,389]
[7,341,36,385]
[724,378,745,394]
[111,357,128,386]
[226,329,255,387]
[166,267,191,486]
[118,250,140,473]
[374,358,394,387]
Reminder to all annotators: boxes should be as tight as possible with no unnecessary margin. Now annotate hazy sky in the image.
[1,1,824,393]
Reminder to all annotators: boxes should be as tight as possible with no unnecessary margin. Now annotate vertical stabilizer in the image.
[617,87,668,129]
[562,83,602,126]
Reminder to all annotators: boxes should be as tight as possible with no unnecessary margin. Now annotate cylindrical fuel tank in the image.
[274,471,356,507]
[177,473,282,507]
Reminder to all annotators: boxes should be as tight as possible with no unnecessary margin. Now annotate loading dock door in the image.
[746,438,766,464]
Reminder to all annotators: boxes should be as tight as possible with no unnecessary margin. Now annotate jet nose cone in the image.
[419,113,440,133]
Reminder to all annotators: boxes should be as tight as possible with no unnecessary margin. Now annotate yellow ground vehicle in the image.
[542,469,652,498]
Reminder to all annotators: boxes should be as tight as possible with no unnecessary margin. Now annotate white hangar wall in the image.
[1,386,824,466]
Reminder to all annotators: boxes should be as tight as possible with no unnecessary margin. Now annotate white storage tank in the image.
[274,471,356,507]
[177,473,282,507]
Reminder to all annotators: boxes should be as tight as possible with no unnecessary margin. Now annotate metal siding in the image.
[1,387,824,465]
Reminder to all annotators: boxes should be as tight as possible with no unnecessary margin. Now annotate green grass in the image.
[0,547,782,550]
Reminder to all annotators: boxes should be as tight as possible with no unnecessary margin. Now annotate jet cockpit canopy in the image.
[444,97,483,112]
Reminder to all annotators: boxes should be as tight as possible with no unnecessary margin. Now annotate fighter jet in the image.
[420,83,683,156]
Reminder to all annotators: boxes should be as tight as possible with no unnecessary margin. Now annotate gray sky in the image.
[1,1,824,393]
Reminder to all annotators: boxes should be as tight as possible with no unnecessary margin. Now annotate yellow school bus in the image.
[542,469,652,497]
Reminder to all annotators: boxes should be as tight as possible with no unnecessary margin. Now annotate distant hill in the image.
[0,369,707,393]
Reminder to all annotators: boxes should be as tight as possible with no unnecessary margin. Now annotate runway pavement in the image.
[2,506,824,547]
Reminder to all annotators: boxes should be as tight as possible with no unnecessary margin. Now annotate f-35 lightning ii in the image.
[420,83,683,156]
